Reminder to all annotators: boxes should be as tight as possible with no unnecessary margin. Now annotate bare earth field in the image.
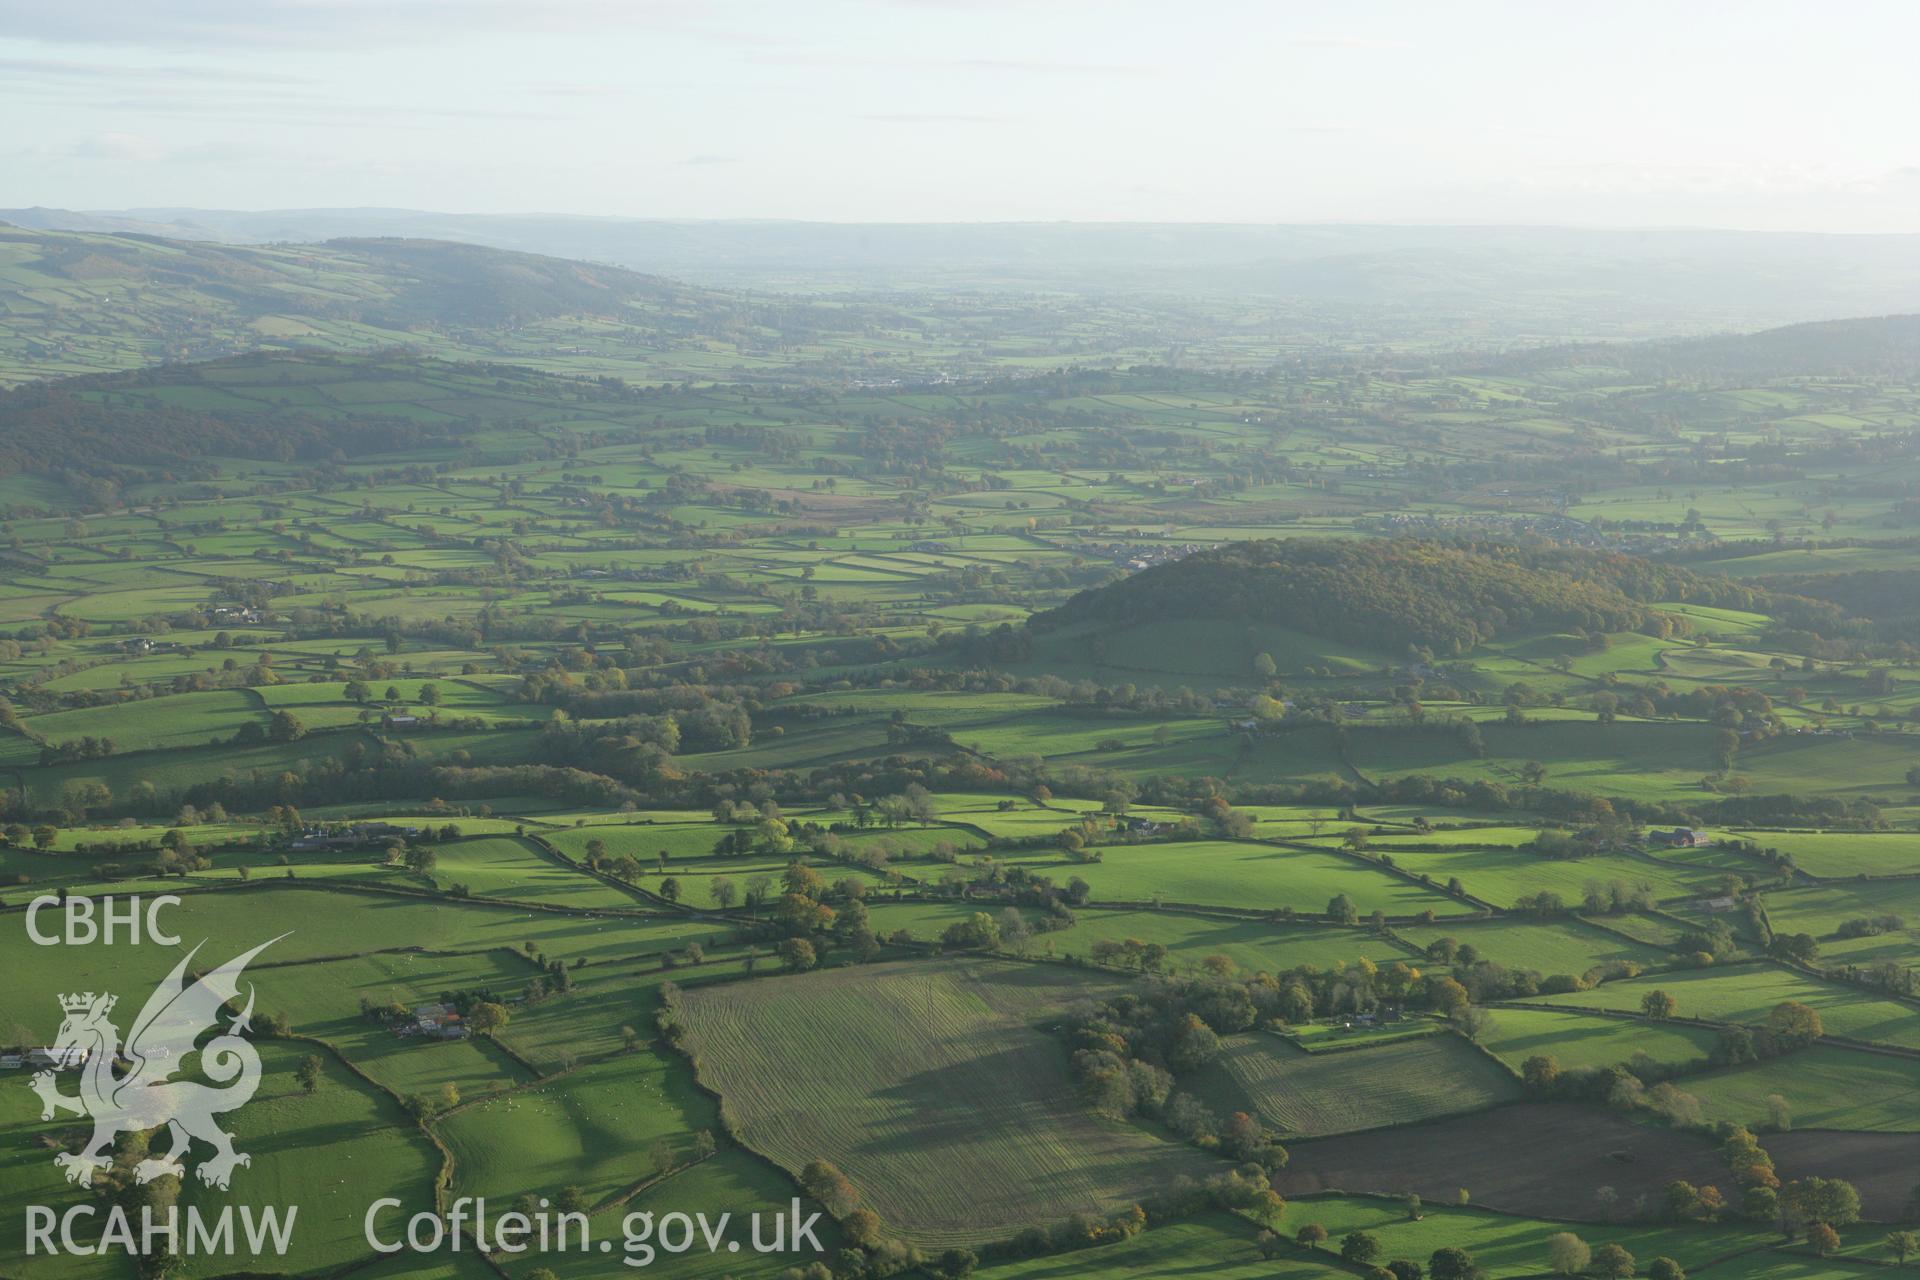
[1273,1103,1729,1220]
[1767,1130,1920,1221]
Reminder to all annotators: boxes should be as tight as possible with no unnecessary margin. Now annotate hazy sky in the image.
[4,0,1918,231]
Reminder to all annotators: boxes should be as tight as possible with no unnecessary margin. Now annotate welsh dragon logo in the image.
[30,936,284,1190]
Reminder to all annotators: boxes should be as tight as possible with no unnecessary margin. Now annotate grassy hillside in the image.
[0,224,916,386]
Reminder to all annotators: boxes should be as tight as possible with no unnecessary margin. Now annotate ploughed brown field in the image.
[1274,1104,1732,1219]
[1767,1129,1920,1220]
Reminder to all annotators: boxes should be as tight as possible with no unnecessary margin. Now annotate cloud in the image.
[30,133,277,167]
[80,96,562,125]
[861,112,1004,124]
[759,52,1151,76]
[0,0,790,49]
[0,55,312,84]
[681,153,741,166]
[66,131,170,162]
[1291,35,1403,49]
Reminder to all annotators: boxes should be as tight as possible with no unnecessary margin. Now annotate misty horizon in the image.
[6,0,1920,233]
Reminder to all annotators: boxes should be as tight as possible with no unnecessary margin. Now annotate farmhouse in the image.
[1650,827,1704,848]
[290,821,422,851]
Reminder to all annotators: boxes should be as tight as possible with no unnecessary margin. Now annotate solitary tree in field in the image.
[1807,1222,1841,1256]
[295,1055,324,1094]
[1428,1246,1481,1280]
[1767,1001,1823,1047]
[1545,1232,1589,1276]
[1341,1231,1382,1265]
[1782,1177,1861,1231]
[1884,1231,1919,1264]
[1295,1223,1328,1250]
[1589,1242,1636,1279]
[1327,893,1359,925]
[1647,1260,1686,1280]
[1641,989,1677,1020]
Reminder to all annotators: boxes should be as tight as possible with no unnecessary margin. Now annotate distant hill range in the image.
[0,224,913,386]
[9,207,1920,328]
[1033,538,1767,657]
[1487,313,1920,381]
[5,213,1920,390]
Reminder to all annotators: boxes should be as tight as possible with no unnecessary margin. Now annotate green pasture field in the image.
[542,822,737,861]
[1700,1255,1896,1280]
[0,1085,176,1280]
[1531,963,1920,1050]
[176,1042,441,1278]
[1339,720,1731,804]
[22,734,360,809]
[1684,1043,1920,1132]
[863,900,1408,975]
[23,689,266,753]
[1476,1007,1719,1073]
[495,954,754,1070]
[1377,844,1730,909]
[1744,831,1920,878]
[496,1150,831,1280]
[1049,908,1409,975]
[252,946,539,1025]
[1394,917,1673,977]
[1191,1032,1521,1137]
[424,836,643,908]
[1278,1194,1768,1279]
[1056,841,1459,916]
[1762,880,1920,940]
[0,887,737,1031]
[675,958,1215,1248]
[967,1214,1328,1280]
[440,1047,711,1208]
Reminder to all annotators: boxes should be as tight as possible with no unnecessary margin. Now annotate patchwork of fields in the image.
[1,287,1919,1280]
